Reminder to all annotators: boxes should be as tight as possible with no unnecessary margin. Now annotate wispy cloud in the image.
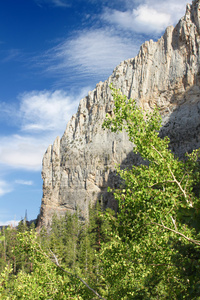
[0,102,15,117]
[35,0,71,8]
[0,180,12,197]
[15,180,33,186]
[45,28,142,79]
[1,49,23,63]
[19,89,84,132]
[41,0,189,82]
[0,0,190,173]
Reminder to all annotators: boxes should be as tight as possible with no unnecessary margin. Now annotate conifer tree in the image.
[49,212,80,270]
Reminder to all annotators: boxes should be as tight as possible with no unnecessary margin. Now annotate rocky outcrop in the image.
[38,0,200,228]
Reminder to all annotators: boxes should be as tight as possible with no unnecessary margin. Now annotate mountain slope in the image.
[38,0,200,228]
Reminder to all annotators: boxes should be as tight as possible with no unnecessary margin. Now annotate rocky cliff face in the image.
[38,0,200,228]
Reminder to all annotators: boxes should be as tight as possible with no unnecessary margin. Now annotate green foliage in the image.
[0,226,21,275]
[78,202,113,294]
[100,85,200,299]
[49,212,80,270]
[0,230,86,299]
[1,86,200,299]
[0,207,110,299]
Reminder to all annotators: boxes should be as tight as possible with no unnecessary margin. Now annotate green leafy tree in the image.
[100,86,200,299]
[2,86,200,299]
[0,229,106,299]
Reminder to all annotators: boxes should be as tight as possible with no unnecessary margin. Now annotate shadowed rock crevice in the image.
[160,74,200,157]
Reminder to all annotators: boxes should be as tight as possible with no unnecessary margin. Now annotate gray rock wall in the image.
[38,0,200,228]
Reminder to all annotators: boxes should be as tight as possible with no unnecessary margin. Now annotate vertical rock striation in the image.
[38,0,200,228]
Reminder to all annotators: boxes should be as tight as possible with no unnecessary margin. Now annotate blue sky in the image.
[0,0,189,225]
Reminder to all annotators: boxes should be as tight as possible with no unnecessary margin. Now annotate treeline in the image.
[1,87,200,299]
[0,221,35,275]
[0,204,113,299]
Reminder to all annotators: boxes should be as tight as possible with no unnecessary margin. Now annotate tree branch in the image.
[167,167,189,204]
[170,215,177,231]
[151,222,200,246]
[148,180,176,188]
[151,145,192,207]
[34,245,106,300]
[49,250,107,300]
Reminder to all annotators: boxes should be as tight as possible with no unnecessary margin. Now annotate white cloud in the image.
[47,29,142,78]
[144,0,190,27]
[102,0,189,35]
[0,0,190,173]
[133,6,171,33]
[44,0,189,80]
[15,180,33,186]
[0,220,20,227]
[144,0,189,21]
[19,89,82,132]
[0,87,89,171]
[0,135,46,171]
[102,7,170,35]
[0,180,12,197]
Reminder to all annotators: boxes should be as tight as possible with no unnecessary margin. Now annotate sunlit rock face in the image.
[37,0,200,228]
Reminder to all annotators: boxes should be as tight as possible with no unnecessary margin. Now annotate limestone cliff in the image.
[38,0,200,228]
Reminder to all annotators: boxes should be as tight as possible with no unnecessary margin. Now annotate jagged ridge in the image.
[38,0,200,228]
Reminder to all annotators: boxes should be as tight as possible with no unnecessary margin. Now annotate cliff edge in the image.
[38,0,200,228]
